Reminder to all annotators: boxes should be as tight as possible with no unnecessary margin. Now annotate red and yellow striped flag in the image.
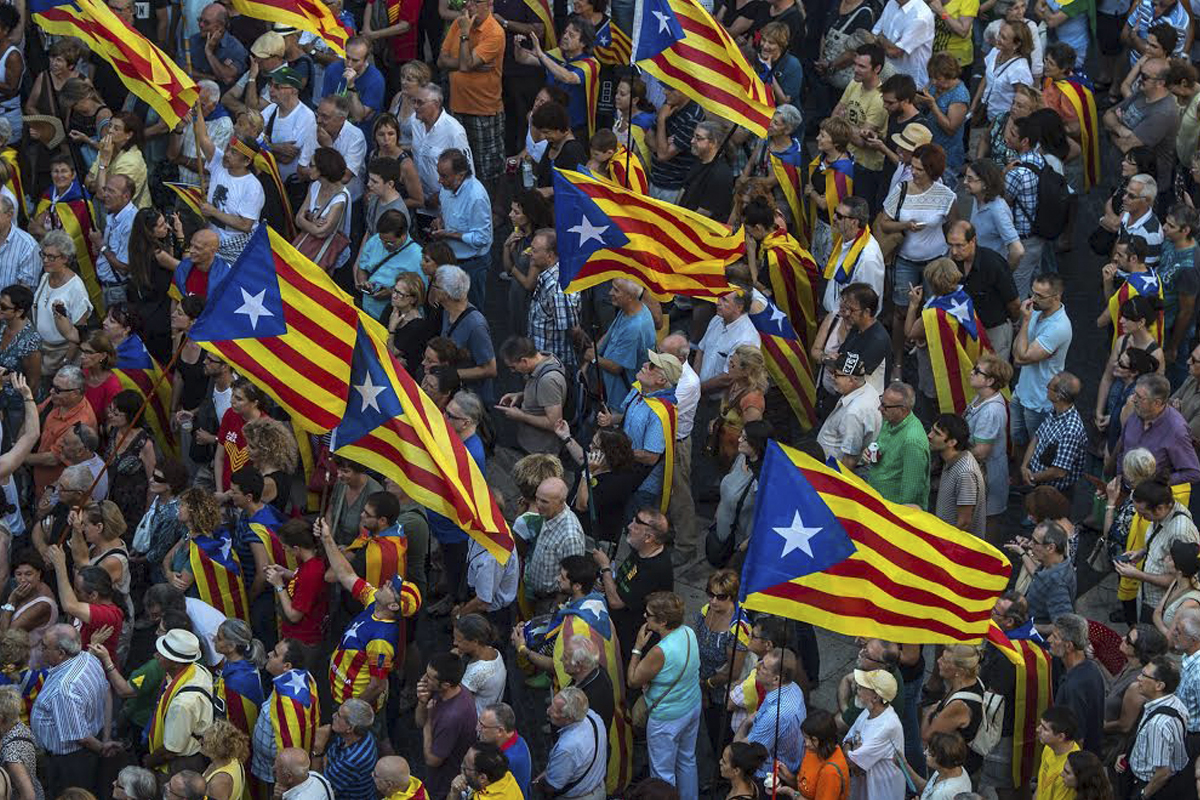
[114,333,178,458]
[804,156,853,248]
[1052,77,1100,192]
[229,0,347,56]
[1106,270,1163,347]
[608,144,648,194]
[523,0,556,48]
[165,182,206,218]
[31,0,198,126]
[547,49,600,138]
[269,668,320,752]
[987,622,1052,787]
[594,16,632,65]
[189,530,250,622]
[750,297,817,431]
[762,229,819,347]
[923,289,994,415]
[345,529,407,589]
[35,181,103,314]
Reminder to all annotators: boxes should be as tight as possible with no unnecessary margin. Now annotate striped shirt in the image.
[1120,209,1164,266]
[324,732,378,800]
[30,652,107,754]
[0,225,39,289]
[747,682,807,777]
[1178,649,1200,732]
[1129,693,1189,780]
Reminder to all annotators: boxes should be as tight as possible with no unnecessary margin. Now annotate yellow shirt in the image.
[1036,742,1079,800]
[837,82,887,171]
[204,760,245,800]
[478,771,524,799]
[933,0,980,66]
[383,777,427,800]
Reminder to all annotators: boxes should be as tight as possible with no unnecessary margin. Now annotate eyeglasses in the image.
[879,402,904,410]
[392,290,414,297]
[707,592,730,601]
[970,365,989,377]
[833,210,850,220]
[49,385,78,394]
[445,410,468,422]
[40,251,65,261]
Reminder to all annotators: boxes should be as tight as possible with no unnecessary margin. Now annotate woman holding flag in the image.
[805,118,855,265]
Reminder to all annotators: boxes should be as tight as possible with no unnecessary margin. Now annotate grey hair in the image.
[1053,613,1090,651]
[41,229,76,259]
[339,697,375,734]
[435,264,470,301]
[1177,609,1200,642]
[695,120,724,142]
[451,391,485,427]
[556,687,589,722]
[775,104,803,134]
[59,464,93,492]
[197,80,220,103]
[1138,373,1171,402]
[217,619,267,668]
[612,278,644,298]
[661,332,690,361]
[484,702,517,732]
[1123,447,1158,485]
[1130,173,1159,199]
[1039,520,1068,555]
[45,624,81,656]
[0,195,14,217]
[421,82,444,105]
[57,364,85,389]
[320,93,351,119]
[563,638,599,672]
[116,767,158,800]
[0,687,20,726]
[884,381,916,410]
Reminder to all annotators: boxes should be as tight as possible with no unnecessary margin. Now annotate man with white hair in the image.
[26,365,97,498]
[112,766,157,800]
[171,80,234,186]
[695,284,761,396]
[0,194,38,288]
[596,278,657,404]
[314,94,367,201]
[258,67,317,182]
[314,698,378,798]
[563,638,614,733]
[432,148,493,309]
[659,333,699,561]
[88,173,136,306]
[1171,607,1200,733]
[410,83,471,198]
[435,264,497,403]
[538,688,606,800]
[30,625,109,798]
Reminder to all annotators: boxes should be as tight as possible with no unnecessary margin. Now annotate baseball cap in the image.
[646,350,683,385]
[853,668,898,702]
[834,351,867,378]
[269,66,303,88]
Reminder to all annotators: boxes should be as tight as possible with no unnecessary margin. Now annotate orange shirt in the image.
[441,16,505,115]
[1042,80,1079,126]
[33,397,98,497]
[796,748,850,800]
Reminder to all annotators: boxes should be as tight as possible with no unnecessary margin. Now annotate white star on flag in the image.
[769,303,787,326]
[354,373,387,414]
[579,598,607,618]
[569,215,609,247]
[946,297,972,325]
[773,510,822,558]
[234,287,274,330]
[652,9,672,32]
[343,620,364,642]
[219,537,232,561]
[283,670,309,696]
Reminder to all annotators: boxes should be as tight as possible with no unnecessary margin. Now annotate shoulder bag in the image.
[293,188,351,272]
[631,634,692,730]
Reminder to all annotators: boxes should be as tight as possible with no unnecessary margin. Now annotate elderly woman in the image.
[899,731,972,799]
[1153,541,1200,635]
[1101,448,1159,626]
[326,456,383,546]
[314,698,378,800]
[693,570,751,762]
[86,112,149,208]
[741,105,805,229]
[200,719,249,800]
[756,22,803,107]
[110,767,155,800]
[1103,623,1168,740]
[454,614,505,716]
[213,619,266,742]
[629,591,702,798]
[104,390,156,527]
[844,668,905,800]
[0,686,42,800]
[0,551,56,669]
[33,230,92,374]
[132,459,189,586]
[965,160,1024,267]
[713,346,769,470]
[243,416,298,515]
[385,272,435,374]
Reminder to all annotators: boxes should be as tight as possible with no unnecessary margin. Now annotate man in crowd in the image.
[498,335,567,455]
[817,352,881,471]
[89,174,136,306]
[659,333,700,562]
[929,413,987,537]
[435,264,497,402]
[593,508,674,664]
[1121,655,1190,795]
[823,197,885,314]
[867,381,930,509]
[598,352,681,511]
[1161,205,1200,386]
[416,653,478,799]
[476,703,532,798]
[1021,371,1088,496]
[1017,522,1077,633]
[274,749,336,800]
[648,86,704,203]
[833,45,888,214]
[1105,59,1180,181]
[433,149,493,310]
[522,477,586,608]
[524,229,580,370]
[27,365,96,498]
[320,36,385,130]
[437,0,505,192]
[1118,374,1200,485]
[0,195,39,289]
[696,286,761,397]
[538,688,607,800]
[411,83,471,199]
[596,279,658,405]
[259,67,318,182]
[679,121,735,221]
[1048,613,1106,754]
[948,220,1021,361]
[1012,274,1073,451]
[736,649,807,778]
[1115,479,1200,620]
[450,743,524,799]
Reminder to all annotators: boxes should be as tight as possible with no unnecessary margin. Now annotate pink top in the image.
[84,372,121,421]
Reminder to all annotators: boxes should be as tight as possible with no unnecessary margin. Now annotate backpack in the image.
[1015,162,1070,240]
[948,688,1005,756]
[539,362,577,425]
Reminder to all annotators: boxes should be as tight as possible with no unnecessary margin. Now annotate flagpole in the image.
[770,642,783,800]
[711,601,744,793]
[59,337,187,545]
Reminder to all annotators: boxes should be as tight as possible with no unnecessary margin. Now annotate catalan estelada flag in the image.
[165,182,205,218]
[1107,269,1163,347]
[1051,76,1099,191]
[547,49,600,138]
[922,289,994,415]
[1,148,27,221]
[229,0,347,57]
[329,319,514,562]
[35,180,102,314]
[189,528,250,622]
[238,138,295,240]
[805,155,854,248]
[594,16,632,66]
[632,0,774,137]
[523,0,555,48]
[246,504,296,571]
[761,229,819,347]
[216,657,265,742]
[553,168,739,300]
[30,0,198,126]
[188,225,360,434]
[607,144,648,194]
[268,668,320,752]
[987,621,1052,787]
[641,397,676,513]
[770,142,805,244]
[148,663,210,755]
[0,667,45,725]
[114,333,178,457]
[346,527,407,589]
[750,298,817,431]
[739,441,1010,643]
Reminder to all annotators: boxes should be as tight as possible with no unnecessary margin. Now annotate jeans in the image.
[901,676,926,777]
[1014,237,1045,300]
[1009,395,1048,447]
[459,254,491,311]
[647,704,701,798]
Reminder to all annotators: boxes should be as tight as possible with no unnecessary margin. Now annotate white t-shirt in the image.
[213,385,232,425]
[462,654,507,716]
[262,102,318,182]
[185,596,227,668]
[823,235,886,314]
[883,180,957,262]
[982,50,1034,121]
[872,0,935,88]
[206,150,265,246]
[331,122,367,201]
[33,273,92,345]
[696,313,762,384]
[845,705,906,800]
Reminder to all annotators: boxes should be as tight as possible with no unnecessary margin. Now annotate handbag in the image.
[872,181,909,265]
[706,474,756,568]
[293,188,351,272]
[630,636,691,730]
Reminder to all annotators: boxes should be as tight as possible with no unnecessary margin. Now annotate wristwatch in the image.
[0,604,14,613]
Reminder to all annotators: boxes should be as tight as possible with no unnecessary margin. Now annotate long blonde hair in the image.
[731,345,770,396]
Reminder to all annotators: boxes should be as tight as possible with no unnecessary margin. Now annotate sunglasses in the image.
[707,592,730,601]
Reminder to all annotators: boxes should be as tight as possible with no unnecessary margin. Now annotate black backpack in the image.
[1016,162,1070,240]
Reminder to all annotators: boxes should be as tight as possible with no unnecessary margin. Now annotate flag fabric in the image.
[626,111,656,172]
[523,0,556,48]
[216,657,265,742]
[987,621,1052,787]
[114,333,178,457]
[750,298,817,431]
[824,226,872,284]
[246,504,296,571]
[0,667,45,725]
[147,663,209,752]
[345,528,407,589]
[1052,77,1100,191]
[922,289,994,415]
[804,156,854,248]
[1107,270,1163,347]
[165,182,206,218]
[189,529,251,622]
[553,168,739,300]
[739,441,1011,643]
[641,397,676,512]
[1,148,27,220]
[31,0,198,127]
[188,225,360,433]
[608,144,648,194]
[769,142,805,245]
[739,669,764,716]
[329,319,514,562]
[594,16,633,65]
[328,580,415,708]
[269,668,320,752]
[761,229,819,347]
[546,49,600,139]
[383,0,402,24]
[631,0,774,137]
[229,0,347,56]
[248,142,295,240]
[34,181,103,313]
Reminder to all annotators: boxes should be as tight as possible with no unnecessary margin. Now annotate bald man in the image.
[273,748,334,800]
[597,278,658,403]
[659,333,699,562]
[524,477,586,609]
[373,756,427,800]
[173,229,231,300]
[165,771,207,800]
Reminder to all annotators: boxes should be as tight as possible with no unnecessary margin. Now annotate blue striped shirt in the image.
[30,652,108,754]
[1178,650,1200,732]
[748,682,807,777]
[324,731,378,800]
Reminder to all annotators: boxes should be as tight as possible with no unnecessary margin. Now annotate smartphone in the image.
[1113,553,1136,563]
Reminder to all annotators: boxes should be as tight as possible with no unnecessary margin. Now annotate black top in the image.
[841,320,890,376]
[680,157,736,222]
[611,548,674,662]
[1057,657,1107,754]
[962,247,1019,329]
[575,667,615,733]
[536,139,589,188]
[176,354,210,412]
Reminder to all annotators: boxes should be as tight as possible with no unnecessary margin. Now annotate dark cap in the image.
[834,351,867,377]
[269,66,303,88]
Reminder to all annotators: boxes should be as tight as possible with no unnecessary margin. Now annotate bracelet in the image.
[517,644,529,654]
[274,585,286,593]
[312,751,326,758]
[0,604,13,613]
[1106,504,1117,510]
[600,566,612,574]
[631,648,642,657]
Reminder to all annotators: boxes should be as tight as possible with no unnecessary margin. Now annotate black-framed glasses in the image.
[40,251,65,261]
[707,592,730,601]
[879,403,904,410]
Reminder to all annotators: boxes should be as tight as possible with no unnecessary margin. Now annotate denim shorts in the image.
[892,255,932,306]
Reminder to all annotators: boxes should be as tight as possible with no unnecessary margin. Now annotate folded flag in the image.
[739,441,1010,643]
[269,668,320,752]
[923,288,994,415]
[554,168,739,300]
[114,333,178,457]
[1107,269,1163,347]
[988,621,1052,787]
[631,0,774,137]
[189,528,250,622]
[761,229,819,347]
[770,143,805,246]
[229,0,347,56]
[1051,76,1099,191]
[1,148,28,220]
[750,298,816,431]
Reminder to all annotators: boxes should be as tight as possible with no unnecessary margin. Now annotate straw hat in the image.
[24,115,64,150]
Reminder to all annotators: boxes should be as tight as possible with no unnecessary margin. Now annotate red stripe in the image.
[822,558,993,618]
[571,258,731,296]
[648,58,772,128]
[209,341,342,428]
[257,337,348,396]
[1017,640,1043,781]
[934,311,968,414]
[760,336,816,422]
[579,182,739,239]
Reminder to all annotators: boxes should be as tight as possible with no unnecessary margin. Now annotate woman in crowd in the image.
[972,20,1034,124]
[86,112,149,207]
[1063,751,1115,800]
[0,551,55,669]
[844,669,905,800]
[45,544,125,666]
[713,420,772,564]
[1104,623,1168,740]
[0,686,41,800]
[326,456,383,546]
[215,380,269,497]
[126,208,185,363]
[900,731,972,799]
[132,460,189,587]
[976,83,1041,164]
[713,345,768,471]
[296,147,352,272]
[693,569,751,762]
[532,101,587,195]
[720,741,769,800]
[60,78,112,171]
[964,160,1023,266]
[742,105,804,229]
[756,23,803,107]
[921,645,985,775]
[34,231,91,377]
[1102,448,1160,626]
[503,188,554,337]
[1097,344,1158,469]
[370,115,424,210]
[264,519,328,648]
[806,118,855,265]
[388,60,432,146]
[69,500,133,651]
[243,416,297,515]
[80,331,120,421]
[1153,541,1200,634]
[453,614,506,716]
[213,619,266,743]
[782,708,850,799]
[917,53,971,188]
[628,591,701,799]
[201,719,249,800]
[613,75,656,169]
[1101,147,1157,234]
[966,354,1013,540]
[561,422,643,544]
[104,390,155,528]
[0,285,41,438]
[169,296,209,455]
[25,36,83,126]
[356,210,420,320]
[904,258,965,411]
[385,273,435,374]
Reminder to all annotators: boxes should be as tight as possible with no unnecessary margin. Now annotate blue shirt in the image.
[619,386,673,496]
[544,710,607,794]
[1047,0,1091,67]
[929,80,970,176]
[438,176,492,261]
[748,682,807,777]
[188,33,249,90]
[324,731,378,800]
[96,201,136,284]
[970,196,1021,254]
[428,433,485,545]
[1014,305,1073,411]
[442,305,496,403]
[500,734,533,798]
[357,234,423,318]
[597,305,656,402]
[1179,650,1200,732]
[320,62,385,135]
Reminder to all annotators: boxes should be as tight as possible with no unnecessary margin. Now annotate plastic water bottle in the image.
[521,159,534,189]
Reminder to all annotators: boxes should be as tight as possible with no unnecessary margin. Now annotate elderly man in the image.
[1009,522,1076,633]
[594,507,674,663]
[162,772,206,800]
[87,174,136,306]
[948,220,1021,361]
[1106,175,1164,265]
[1121,655,1190,795]
[498,335,567,456]
[598,351,682,512]
[1105,59,1180,181]
[476,704,531,798]
[0,195,38,289]
[372,756,426,800]
[868,0,934,88]
[824,197,885,314]
[319,36,384,132]
[1021,372,1087,496]
[596,278,657,404]
[867,381,929,508]
[1116,478,1200,618]
[30,625,110,798]
[30,464,94,558]
[59,423,107,501]
[696,285,761,396]
[737,649,807,778]
[522,477,586,603]
[411,83,471,199]
[1119,374,1200,485]
[171,81,233,187]
[27,365,96,498]
[1159,204,1200,386]
[1048,613,1106,753]
[249,639,318,791]
[315,94,367,201]
[451,742,523,799]
[258,67,317,182]
[435,264,497,402]
[173,229,229,302]
[818,352,882,471]
[679,121,736,221]
[143,630,213,773]
[416,652,478,799]
[192,113,263,261]
[221,31,285,115]
[563,638,615,733]
[1012,274,1073,448]
[437,0,505,191]
[112,766,158,800]
[188,2,249,89]
[659,333,700,561]
[930,413,987,536]
[275,748,335,800]
[537,688,607,800]
[432,148,492,310]
[313,698,378,800]
[524,229,580,370]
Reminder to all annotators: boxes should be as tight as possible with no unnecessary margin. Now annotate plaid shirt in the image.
[1179,649,1200,732]
[1004,151,1045,238]
[524,507,586,595]
[1029,406,1087,492]
[528,263,581,371]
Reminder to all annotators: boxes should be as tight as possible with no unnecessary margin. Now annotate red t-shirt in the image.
[185,266,210,298]
[281,557,328,645]
[79,602,124,665]
[217,409,248,490]
[84,373,121,421]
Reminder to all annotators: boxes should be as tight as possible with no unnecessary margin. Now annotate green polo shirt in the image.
[867,412,931,509]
